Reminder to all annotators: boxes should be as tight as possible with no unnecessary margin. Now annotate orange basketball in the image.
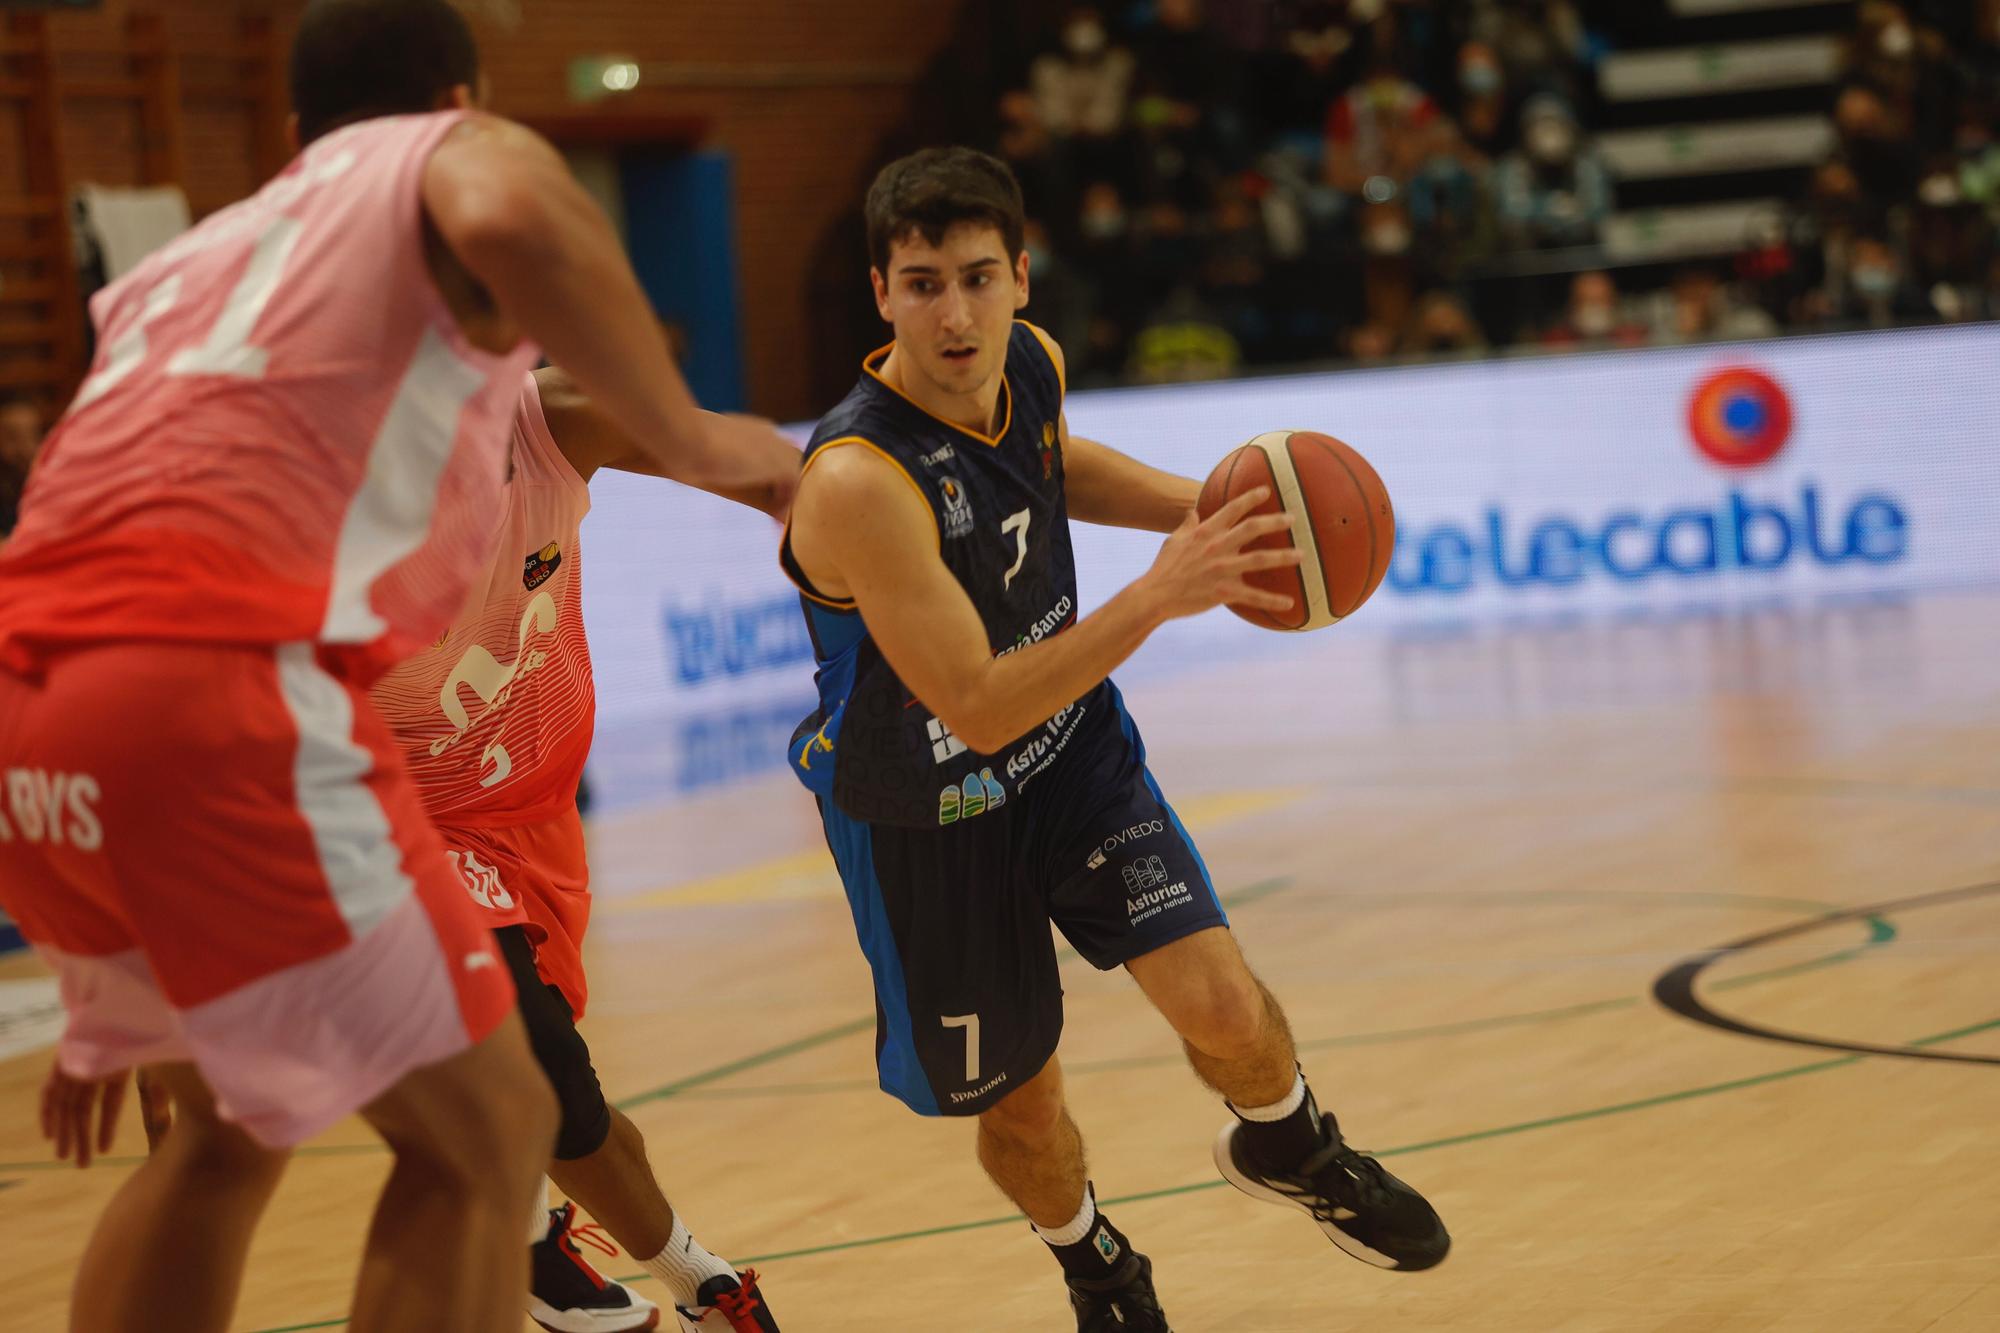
[1195,430,1396,631]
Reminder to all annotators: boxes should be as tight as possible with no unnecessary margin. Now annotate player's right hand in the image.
[1141,488,1301,623]
[42,1063,132,1168]
[699,414,803,523]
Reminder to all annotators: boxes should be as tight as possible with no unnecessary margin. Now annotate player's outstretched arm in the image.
[1063,424,1201,533]
[424,117,798,511]
[1034,334,1194,533]
[791,447,1299,754]
[533,366,796,519]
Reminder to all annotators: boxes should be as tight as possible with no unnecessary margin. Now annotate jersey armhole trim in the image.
[779,434,935,609]
[1018,321,1066,401]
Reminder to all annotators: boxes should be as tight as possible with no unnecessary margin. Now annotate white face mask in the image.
[1854,265,1896,298]
[1574,303,1614,337]
[1528,120,1577,164]
[1364,222,1411,256]
[1879,24,1913,59]
[1065,20,1108,57]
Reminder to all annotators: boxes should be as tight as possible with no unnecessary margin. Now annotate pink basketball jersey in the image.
[370,374,595,827]
[0,112,541,681]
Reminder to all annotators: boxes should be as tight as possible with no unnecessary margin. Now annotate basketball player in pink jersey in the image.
[370,368,785,1333]
[0,2,799,1330]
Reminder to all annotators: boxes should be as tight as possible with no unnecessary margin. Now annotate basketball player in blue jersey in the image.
[780,149,1448,1328]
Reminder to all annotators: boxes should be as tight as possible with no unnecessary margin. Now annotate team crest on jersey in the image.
[522,542,563,590]
[939,476,975,539]
[1040,421,1058,480]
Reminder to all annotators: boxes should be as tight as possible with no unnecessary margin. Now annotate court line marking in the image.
[629,909,1899,1100]
[1656,878,2000,1064]
[231,892,1926,1332]
[245,1012,2000,1331]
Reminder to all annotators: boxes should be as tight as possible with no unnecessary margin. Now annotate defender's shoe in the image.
[677,1270,780,1332]
[1067,1250,1172,1332]
[530,1202,663,1332]
[1214,1115,1450,1271]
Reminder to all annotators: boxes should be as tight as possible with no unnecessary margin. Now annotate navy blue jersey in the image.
[781,321,1128,828]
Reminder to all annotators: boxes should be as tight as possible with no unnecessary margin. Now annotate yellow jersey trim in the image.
[1018,320,1066,400]
[780,434,938,608]
[861,342,1014,448]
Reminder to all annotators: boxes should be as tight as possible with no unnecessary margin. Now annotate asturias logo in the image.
[1387,363,1909,596]
[1687,366,1792,469]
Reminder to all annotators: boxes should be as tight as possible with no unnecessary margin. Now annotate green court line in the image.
[651,909,1899,1097]
[0,890,1896,1173]
[235,904,1953,1332]
[667,1012,2000,1274]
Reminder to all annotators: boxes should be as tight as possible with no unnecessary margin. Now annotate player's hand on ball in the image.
[1144,487,1301,622]
[702,414,802,522]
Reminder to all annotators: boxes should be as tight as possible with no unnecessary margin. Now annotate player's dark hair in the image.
[865,148,1025,273]
[291,0,481,146]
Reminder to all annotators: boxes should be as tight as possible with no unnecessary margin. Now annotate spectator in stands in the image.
[1023,217,1095,360]
[1906,166,1992,318]
[1258,2,1361,143]
[1846,2,1957,150]
[1126,284,1242,383]
[1542,270,1647,349]
[1451,39,1513,158]
[1644,266,1779,345]
[1323,32,1443,198]
[997,88,1064,212]
[1200,181,1276,360]
[1464,0,1588,106]
[1836,234,1934,325]
[1834,84,1922,203]
[1030,7,1135,157]
[1493,93,1611,249]
[1400,290,1489,357]
[1406,119,1497,270]
[0,394,46,542]
[1130,0,1247,203]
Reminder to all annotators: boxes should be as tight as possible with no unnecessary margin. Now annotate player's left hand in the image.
[42,1063,130,1167]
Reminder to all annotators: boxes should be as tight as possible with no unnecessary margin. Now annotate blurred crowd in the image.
[990,0,2000,383]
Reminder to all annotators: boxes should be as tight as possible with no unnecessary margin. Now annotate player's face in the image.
[873,223,1031,399]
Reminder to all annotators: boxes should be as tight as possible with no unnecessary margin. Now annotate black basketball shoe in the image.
[1067,1250,1172,1332]
[1214,1114,1449,1271]
[529,1203,662,1332]
[678,1270,780,1332]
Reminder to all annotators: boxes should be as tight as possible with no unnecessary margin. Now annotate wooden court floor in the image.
[2,588,1996,1331]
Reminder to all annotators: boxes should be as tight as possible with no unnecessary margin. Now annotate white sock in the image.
[642,1213,736,1308]
[1232,1070,1308,1122]
[527,1176,552,1244]
[1032,1189,1097,1248]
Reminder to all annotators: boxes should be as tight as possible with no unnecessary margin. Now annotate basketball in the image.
[1196,431,1396,632]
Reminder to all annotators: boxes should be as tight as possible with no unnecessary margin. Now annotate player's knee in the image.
[980,1076,1066,1144]
[169,1113,291,1186]
[1173,970,1269,1059]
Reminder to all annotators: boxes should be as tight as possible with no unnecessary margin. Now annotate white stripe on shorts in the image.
[273,642,411,936]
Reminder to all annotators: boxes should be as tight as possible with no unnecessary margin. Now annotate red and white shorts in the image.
[437,808,593,1020]
[0,640,514,1148]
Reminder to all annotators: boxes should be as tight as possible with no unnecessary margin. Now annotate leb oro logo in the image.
[1687,367,1791,469]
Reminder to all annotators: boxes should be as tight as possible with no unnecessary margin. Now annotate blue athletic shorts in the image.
[816,694,1227,1116]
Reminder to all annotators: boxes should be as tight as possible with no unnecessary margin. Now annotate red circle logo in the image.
[1687,367,1792,469]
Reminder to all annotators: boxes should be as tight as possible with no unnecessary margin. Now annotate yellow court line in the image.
[603,786,1308,912]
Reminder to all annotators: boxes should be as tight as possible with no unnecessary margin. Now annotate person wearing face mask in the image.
[1835,234,1932,326]
[1493,93,1612,249]
[1452,40,1510,158]
[1030,6,1136,143]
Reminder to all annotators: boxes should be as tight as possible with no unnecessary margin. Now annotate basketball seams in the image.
[1304,434,1380,618]
[1282,432,1342,629]
[1252,433,1322,630]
